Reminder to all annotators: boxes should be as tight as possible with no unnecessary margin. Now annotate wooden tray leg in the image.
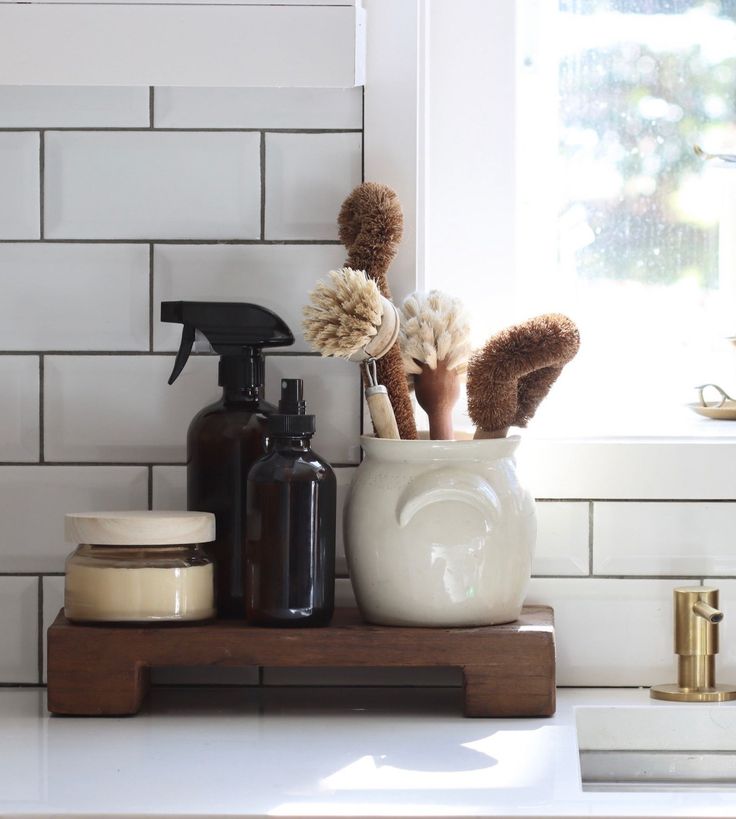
[462,665,556,718]
[48,662,150,716]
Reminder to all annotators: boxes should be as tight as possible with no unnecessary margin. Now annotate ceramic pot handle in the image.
[396,469,500,528]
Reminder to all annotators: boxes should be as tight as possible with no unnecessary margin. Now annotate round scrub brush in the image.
[467,313,580,438]
[399,290,472,440]
[338,183,417,440]
[304,267,401,439]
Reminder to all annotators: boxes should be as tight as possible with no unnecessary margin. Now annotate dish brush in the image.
[399,290,472,440]
[466,313,580,438]
[303,267,401,439]
[338,182,418,440]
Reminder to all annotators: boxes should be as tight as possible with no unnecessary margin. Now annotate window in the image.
[428,0,736,438]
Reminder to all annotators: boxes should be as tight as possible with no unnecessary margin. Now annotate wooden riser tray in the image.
[47,605,556,718]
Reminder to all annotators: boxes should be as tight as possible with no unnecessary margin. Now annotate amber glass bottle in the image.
[245,379,336,626]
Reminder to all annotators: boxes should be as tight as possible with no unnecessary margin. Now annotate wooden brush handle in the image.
[366,386,400,439]
[414,361,460,441]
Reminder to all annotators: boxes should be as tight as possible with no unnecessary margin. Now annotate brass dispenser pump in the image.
[651,587,736,702]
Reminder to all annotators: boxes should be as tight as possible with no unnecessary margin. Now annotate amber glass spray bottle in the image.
[161,301,294,618]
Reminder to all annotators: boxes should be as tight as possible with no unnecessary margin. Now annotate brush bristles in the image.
[303,267,383,359]
[399,290,472,376]
[467,313,580,432]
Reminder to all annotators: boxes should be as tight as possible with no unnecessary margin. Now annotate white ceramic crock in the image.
[344,434,536,627]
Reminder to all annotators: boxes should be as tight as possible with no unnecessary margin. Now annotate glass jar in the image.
[64,511,216,623]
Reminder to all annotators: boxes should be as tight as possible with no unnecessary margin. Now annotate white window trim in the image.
[362,0,736,499]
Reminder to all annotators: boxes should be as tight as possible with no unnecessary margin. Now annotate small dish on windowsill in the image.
[690,383,736,420]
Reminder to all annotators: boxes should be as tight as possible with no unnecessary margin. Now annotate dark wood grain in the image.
[47,606,556,718]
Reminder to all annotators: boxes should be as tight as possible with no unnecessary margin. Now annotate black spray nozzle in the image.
[161,301,294,386]
[278,379,306,415]
[269,379,315,437]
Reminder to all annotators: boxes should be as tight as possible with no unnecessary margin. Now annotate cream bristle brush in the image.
[303,267,401,439]
[399,290,472,440]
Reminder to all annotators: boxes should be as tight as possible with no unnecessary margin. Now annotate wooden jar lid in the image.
[65,511,216,545]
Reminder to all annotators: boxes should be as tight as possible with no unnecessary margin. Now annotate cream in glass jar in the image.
[64,511,216,623]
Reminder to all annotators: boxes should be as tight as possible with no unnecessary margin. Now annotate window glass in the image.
[515,0,736,436]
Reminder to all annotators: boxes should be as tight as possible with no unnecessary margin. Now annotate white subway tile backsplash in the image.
[595,502,736,576]
[0,244,149,351]
[335,467,354,576]
[155,87,362,130]
[0,133,39,239]
[44,356,218,463]
[0,577,38,683]
[0,357,39,462]
[44,132,260,239]
[525,577,685,686]
[533,502,589,576]
[153,243,345,353]
[42,576,64,683]
[0,87,149,128]
[0,466,147,572]
[265,356,361,464]
[265,132,362,239]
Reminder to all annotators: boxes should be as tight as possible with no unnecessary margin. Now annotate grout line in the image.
[0,127,363,134]
[588,501,594,575]
[38,131,45,240]
[0,350,322,357]
[0,239,343,246]
[149,87,155,128]
[0,683,46,689]
[0,572,65,578]
[38,355,44,463]
[149,244,155,352]
[0,461,358,468]
[37,577,43,685]
[360,85,365,182]
[260,131,266,240]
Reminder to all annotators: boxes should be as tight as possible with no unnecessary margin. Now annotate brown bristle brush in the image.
[338,183,418,440]
[466,313,580,438]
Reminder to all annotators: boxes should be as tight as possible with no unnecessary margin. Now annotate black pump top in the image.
[161,301,294,388]
[269,379,316,437]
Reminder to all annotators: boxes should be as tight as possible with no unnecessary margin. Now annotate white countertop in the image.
[1,686,736,818]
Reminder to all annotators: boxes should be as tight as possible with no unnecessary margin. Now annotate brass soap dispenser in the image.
[651,586,736,702]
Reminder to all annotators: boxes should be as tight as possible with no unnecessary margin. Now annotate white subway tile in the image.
[518,440,736,500]
[0,244,148,351]
[42,576,64,683]
[265,132,362,240]
[0,466,147,572]
[153,243,345,353]
[533,501,589,576]
[44,132,260,240]
[0,357,39,462]
[705,580,736,682]
[0,133,39,239]
[0,87,149,127]
[155,87,362,129]
[595,502,736,576]
[152,465,186,511]
[44,356,219,463]
[265,355,361,464]
[0,577,38,683]
[525,578,687,686]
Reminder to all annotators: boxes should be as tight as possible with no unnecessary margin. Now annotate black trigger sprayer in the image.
[161,301,294,618]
